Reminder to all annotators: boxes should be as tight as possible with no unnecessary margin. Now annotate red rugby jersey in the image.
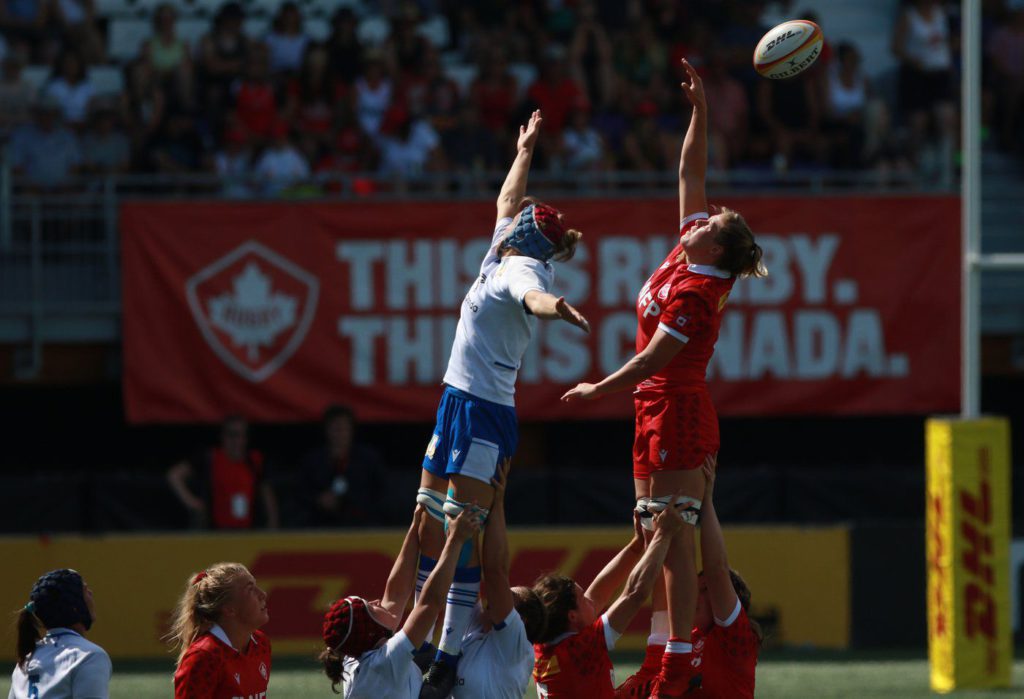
[691,603,758,699]
[533,615,619,699]
[635,212,735,394]
[174,627,271,699]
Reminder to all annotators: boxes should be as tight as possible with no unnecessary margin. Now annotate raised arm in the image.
[482,460,513,623]
[700,455,739,620]
[380,508,426,618]
[402,508,483,648]
[496,110,542,221]
[604,502,684,634]
[583,513,645,613]
[678,59,708,222]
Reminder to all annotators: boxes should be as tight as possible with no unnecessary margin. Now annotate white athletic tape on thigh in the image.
[636,495,702,527]
[416,488,447,523]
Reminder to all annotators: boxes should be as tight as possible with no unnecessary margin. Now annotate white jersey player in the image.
[317,507,482,699]
[415,110,589,699]
[453,460,547,699]
[10,569,110,699]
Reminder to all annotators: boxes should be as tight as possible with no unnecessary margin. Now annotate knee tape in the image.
[635,495,702,530]
[416,488,447,523]
[442,492,489,525]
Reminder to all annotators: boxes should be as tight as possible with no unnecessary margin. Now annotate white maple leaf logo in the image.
[207,262,298,361]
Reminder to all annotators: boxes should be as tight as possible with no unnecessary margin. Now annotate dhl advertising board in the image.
[926,418,1013,692]
[0,526,848,660]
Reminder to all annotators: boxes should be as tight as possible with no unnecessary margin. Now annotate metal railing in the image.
[0,166,954,377]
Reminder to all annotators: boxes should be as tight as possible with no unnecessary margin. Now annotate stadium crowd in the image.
[2,0,1021,193]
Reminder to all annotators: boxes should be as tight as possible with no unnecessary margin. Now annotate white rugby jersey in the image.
[453,606,534,699]
[341,630,421,699]
[8,628,111,699]
[442,217,554,407]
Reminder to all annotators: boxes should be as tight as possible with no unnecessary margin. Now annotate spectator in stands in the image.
[44,48,93,127]
[284,43,338,155]
[822,41,888,169]
[354,49,393,137]
[400,45,460,140]
[50,0,103,65]
[0,55,33,135]
[385,5,431,80]
[8,96,81,189]
[148,107,205,173]
[233,44,278,142]
[167,414,280,530]
[702,47,749,170]
[613,16,664,89]
[756,53,824,171]
[298,405,384,527]
[527,48,583,136]
[988,5,1024,154]
[265,1,309,77]
[325,7,361,85]
[891,0,956,176]
[0,0,50,62]
[254,119,310,195]
[313,99,378,188]
[142,3,194,109]
[81,101,130,174]
[568,0,614,109]
[560,98,608,172]
[470,47,519,146]
[198,1,250,121]
[377,104,442,181]
[442,102,500,185]
[121,58,166,163]
[621,99,671,171]
[214,126,253,198]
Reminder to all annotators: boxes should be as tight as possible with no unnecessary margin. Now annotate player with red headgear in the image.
[563,59,766,699]
[318,506,482,698]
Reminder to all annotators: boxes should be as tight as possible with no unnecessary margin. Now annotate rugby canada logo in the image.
[186,241,319,383]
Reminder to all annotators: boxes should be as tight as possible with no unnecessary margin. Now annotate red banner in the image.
[121,196,960,423]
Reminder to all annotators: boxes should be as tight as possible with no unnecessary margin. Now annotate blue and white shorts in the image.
[421,386,518,484]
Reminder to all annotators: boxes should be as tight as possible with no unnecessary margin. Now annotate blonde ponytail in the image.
[166,562,250,665]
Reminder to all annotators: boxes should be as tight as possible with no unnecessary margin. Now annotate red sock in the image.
[640,643,665,675]
[660,637,694,679]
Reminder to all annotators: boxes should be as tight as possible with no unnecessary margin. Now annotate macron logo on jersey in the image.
[659,449,668,463]
[451,449,461,461]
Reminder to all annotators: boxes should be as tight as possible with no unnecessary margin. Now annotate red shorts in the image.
[633,390,720,480]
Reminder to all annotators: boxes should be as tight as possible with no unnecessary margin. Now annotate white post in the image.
[961,0,981,418]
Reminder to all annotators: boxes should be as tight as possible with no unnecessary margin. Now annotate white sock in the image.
[665,639,693,655]
[436,567,481,659]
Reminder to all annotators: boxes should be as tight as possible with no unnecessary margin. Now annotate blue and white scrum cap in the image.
[501,203,567,262]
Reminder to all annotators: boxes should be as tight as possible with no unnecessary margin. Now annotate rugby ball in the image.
[753,20,823,79]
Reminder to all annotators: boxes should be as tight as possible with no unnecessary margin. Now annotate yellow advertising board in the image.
[926,417,1013,692]
[0,525,849,661]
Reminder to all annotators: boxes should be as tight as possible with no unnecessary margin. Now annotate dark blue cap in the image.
[29,569,92,631]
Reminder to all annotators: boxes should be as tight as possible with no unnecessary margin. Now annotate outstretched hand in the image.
[556,296,591,333]
[561,382,600,402]
[517,110,543,152]
[491,458,511,504]
[701,452,718,501]
[449,505,484,543]
[680,59,706,112]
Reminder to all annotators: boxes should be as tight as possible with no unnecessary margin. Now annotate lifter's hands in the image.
[448,505,484,543]
[680,59,706,113]
[701,453,718,502]
[517,110,543,152]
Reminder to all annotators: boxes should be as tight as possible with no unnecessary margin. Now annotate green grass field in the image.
[2,652,1021,698]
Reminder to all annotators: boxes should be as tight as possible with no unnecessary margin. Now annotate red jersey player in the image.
[168,563,272,699]
[689,455,761,698]
[532,504,682,698]
[563,58,765,699]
